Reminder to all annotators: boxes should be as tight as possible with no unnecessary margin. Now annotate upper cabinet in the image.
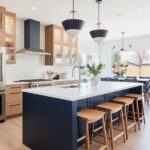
[45,24,78,65]
[0,6,16,64]
[0,6,5,47]
[5,11,16,64]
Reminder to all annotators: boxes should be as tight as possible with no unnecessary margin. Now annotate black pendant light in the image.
[112,32,133,51]
[90,0,108,44]
[62,0,85,38]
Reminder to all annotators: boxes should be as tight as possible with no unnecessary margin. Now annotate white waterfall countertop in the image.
[23,81,143,101]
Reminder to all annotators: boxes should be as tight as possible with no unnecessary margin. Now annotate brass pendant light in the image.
[62,0,85,38]
[90,0,108,44]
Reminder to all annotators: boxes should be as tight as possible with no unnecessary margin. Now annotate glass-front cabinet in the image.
[45,24,78,65]
[0,6,5,32]
[0,6,5,47]
[0,6,16,64]
[5,11,16,64]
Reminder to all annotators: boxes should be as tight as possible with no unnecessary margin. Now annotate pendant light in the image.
[90,0,108,44]
[62,0,85,38]
[112,32,133,51]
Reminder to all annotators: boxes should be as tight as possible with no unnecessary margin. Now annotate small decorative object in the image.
[87,63,105,85]
[47,71,56,79]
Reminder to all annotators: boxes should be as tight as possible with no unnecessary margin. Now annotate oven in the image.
[0,47,6,122]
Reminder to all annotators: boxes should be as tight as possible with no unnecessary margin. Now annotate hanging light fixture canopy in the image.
[62,0,85,38]
[112,32,133,51]
[90,0,108,44]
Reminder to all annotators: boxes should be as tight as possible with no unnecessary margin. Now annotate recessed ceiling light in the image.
[115,13,123,17]
[137,8,143,11]
[32,7,37,10]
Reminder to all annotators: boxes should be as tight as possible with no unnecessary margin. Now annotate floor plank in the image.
[0,104,150,150]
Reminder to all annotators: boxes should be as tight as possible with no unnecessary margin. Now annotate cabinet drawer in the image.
[6,92,22,104]
[6,103,22,117]
[6,85,22,93]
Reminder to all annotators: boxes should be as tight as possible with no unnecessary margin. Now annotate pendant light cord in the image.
[97,0,102,28]
[73,0,75,19]
[122,32,124,50]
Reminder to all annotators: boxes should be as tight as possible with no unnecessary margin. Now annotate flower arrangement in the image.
[87,63,105,85]
[112,62,128,77]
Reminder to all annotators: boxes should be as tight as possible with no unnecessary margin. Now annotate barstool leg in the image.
[102,116,108,150]
[85,121,90,150]
[90,123,94,144]
[131,102,137,132]
[141,100,146,124]
[123,105,128,140]
[109,112,114,150]
[136,100,141,130]
[120,109,126,143]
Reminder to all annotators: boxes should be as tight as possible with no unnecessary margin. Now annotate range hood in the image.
[17,19,51,55]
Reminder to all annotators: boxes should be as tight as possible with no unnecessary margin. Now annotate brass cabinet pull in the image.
[10,92,21,95]
[9,103,21,107]
[10,86,21,89]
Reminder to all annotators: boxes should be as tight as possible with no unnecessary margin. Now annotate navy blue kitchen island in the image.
[23,81,143,150]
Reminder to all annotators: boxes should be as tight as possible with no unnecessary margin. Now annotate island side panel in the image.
[23,92,78,150]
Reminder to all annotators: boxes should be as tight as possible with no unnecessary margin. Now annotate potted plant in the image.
[87,63,105,85]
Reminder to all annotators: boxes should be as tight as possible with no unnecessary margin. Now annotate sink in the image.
[61,85,79,88]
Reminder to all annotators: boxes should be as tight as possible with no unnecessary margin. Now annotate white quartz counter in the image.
[23,81,143,101]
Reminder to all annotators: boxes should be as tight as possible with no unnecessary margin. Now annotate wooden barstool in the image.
[95,102,126,150]
[77,108,108,150]
[113,97,137,140]
[125,93,146,130]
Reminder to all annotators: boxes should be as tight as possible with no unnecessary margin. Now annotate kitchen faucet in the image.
[72,66,81,86]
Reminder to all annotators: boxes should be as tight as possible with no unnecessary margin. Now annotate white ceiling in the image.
[0,0,150,40]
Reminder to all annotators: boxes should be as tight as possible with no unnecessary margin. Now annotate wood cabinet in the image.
[6,84,29,117]
[45,24,78,65]
[0,6,5,46]
[5,11,16,64]
[0,6,16,64]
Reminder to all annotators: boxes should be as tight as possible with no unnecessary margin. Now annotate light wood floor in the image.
[0,104,150,150]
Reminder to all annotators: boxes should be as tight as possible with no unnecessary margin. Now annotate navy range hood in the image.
[17,19,51,55]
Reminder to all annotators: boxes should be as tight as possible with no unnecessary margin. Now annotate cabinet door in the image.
[5,11,16,35]
[63,32,70,46]
[70,47,77,64]
[53,26,63,44]
[62,46,70,64]
[0,31,5,46]
[0,6,5,32]
[5,11,16,64]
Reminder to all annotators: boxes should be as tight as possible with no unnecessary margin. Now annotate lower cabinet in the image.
[6,84,29,117]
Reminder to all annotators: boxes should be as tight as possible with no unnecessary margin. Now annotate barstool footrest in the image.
[113,132,125,141]
[77,135,86,143]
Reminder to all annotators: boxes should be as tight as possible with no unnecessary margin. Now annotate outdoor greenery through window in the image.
[112,50,150,77]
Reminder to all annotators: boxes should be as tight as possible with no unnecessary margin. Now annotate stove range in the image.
[15,79,52,82]
[15,79,53,88]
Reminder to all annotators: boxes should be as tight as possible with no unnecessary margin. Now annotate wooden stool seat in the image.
[124,93,146,130]
[113,97,134,105]
[125,94,143,100]
[113,97,137,140]
[96,102,126,150]
[96,102,123,113]
[77,108,105,123]
[77,108,108,150]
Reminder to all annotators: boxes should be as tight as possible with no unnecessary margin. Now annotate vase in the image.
[91,75,99,86]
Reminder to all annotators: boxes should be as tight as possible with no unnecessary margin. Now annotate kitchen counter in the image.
[23,81,143,101]
[23,81,143,150]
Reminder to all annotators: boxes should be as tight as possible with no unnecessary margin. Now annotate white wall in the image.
[99,35,150,77]
[6,19,99,82]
